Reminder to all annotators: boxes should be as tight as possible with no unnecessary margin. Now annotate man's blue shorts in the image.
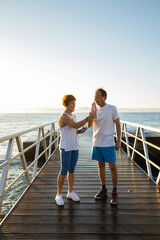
[92,146,116,163]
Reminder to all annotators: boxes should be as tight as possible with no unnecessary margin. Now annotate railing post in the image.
[49,124,54,159]
[41,127,48,162]
[0,139,14,212]
[33,128,41,179]
[16,136,31,185]
[140,128,153,179]
[0,120,60,215]
[156,172,160,185]
[121,123,124,139]
[124,123,131,158]
[131,127,140,161]
[56,129,59,150]
[52,123,57,150]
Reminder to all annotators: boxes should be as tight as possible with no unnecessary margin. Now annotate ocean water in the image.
[0,112,160,215]
[0,112,160,138]
[119,112,160,129]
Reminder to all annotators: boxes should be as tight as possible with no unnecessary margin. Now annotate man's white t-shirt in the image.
[92,104,119,147]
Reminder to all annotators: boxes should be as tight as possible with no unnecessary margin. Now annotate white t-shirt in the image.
[92,104,119,147]
[59,113,79,151]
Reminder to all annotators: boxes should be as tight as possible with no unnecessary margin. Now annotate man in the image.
[88,88,121,205]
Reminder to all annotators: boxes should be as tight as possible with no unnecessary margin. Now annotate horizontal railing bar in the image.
[0,130,56,169]
[0,120,60,215]
[0,141,38,169]
[121,139,160,170]
[46,137,58,151]
[1,136,60,197]
[121,130,160,151]
[0,121,57,143]
[0,164,32,199]
[3,170,28,196]
[117,121,160,186]
[0,161,8,169]
[48,141,59,159]
[121,149,158,186]
[0,134,60,225]
[24,135,59,172]
[121,120,160,133]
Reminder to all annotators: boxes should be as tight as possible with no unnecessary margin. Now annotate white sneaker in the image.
[66,191,80,202]
[55,194,64,206]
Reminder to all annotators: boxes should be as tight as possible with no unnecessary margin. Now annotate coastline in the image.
[0,107,160,114]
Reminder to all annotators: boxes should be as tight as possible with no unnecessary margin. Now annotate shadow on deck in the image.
[0,129,160,239]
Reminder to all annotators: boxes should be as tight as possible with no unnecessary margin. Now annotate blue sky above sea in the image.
[0,0,160,112]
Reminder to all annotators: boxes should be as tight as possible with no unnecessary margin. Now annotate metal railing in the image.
[0,121,60,214]
[119,120,160,186]
[0,119,159,217]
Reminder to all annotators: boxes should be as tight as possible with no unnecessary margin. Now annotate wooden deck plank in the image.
[0,234,160,240]
[1,223,160,234]
[0,128,160,239]
[10,203,160,211]
[12,199,160,204]
[5,209,160,217]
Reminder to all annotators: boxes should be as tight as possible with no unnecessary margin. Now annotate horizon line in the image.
[0,107,160,114]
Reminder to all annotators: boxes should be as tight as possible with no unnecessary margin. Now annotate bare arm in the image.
[114,118,121,150]
[87,118,93,128]
[87,102,97,128]
[59,114,90,129]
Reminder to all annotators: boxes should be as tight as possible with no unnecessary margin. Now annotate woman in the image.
[55,94,93,206]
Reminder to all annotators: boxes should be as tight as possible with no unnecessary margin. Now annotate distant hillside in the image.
[1,107,160,113]
[76,107,160,113]
[118,108,160,113]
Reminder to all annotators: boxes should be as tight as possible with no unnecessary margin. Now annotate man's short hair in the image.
[96,88,107,99]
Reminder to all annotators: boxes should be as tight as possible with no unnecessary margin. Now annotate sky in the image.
[0,0,160,112]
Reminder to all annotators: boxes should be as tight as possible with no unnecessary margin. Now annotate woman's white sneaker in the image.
[55,194,64,206]
[66,191,80,202]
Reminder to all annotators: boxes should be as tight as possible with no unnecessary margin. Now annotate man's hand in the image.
[88,112,95,121]
[115,141,121,151]
[91,102,97,119]
[114,118,121,151]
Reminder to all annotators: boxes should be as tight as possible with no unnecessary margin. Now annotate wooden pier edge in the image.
[0,128,160,239]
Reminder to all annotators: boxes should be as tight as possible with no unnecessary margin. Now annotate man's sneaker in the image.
[110,191,119,205]
[55,194,64,206]
[94,188,108,199]
[66,191,80,202]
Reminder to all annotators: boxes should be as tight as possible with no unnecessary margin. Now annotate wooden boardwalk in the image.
[0,129,160,239]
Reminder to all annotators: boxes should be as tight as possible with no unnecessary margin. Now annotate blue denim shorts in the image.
[92,146,116,163]
[60,149,79,175]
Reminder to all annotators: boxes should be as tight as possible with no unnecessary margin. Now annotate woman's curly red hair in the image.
[62,94,76,107]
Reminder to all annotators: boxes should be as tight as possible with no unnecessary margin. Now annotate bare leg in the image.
[67,173,74,193]
[57,173,65,195]
[109,162,118,188]
[98,162,106,185]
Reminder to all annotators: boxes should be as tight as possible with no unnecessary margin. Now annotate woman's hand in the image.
[78,127,87,134]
